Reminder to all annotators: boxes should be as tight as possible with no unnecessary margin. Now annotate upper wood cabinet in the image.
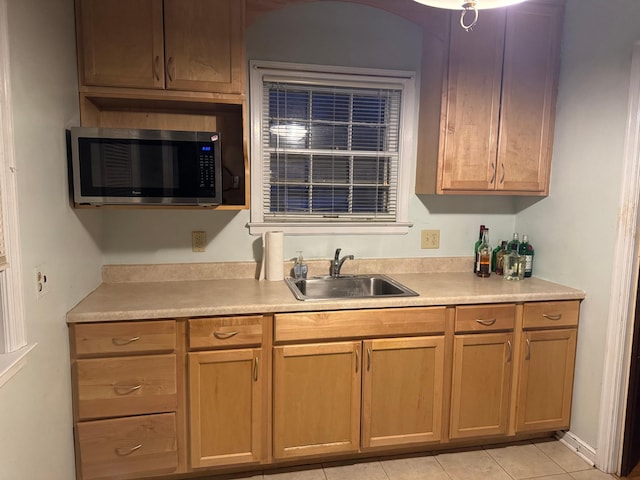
[417,1,564,196]
[76,0,245,94]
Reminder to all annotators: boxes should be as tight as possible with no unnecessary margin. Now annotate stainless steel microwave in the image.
[69,127,222,206]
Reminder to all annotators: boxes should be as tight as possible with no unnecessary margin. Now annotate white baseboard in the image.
[556,431,597,467]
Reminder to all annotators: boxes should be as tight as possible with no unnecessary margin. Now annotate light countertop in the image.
[66,272,585,323]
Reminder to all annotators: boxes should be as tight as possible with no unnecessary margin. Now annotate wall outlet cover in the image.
[421,229,440,249]
[192,231,206,252]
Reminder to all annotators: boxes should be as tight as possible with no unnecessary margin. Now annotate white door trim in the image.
[596,40,640,474]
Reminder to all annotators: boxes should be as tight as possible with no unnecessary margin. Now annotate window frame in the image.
[248,60,416,235]
[0,0,33,388]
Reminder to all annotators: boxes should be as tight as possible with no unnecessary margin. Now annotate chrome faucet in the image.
[330,248,354,278]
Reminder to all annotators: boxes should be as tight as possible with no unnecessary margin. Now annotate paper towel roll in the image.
[265,231,284,281]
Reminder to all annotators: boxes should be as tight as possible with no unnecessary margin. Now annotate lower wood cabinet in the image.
[188,348,264,468]
[273,335,446,459]
[273,341,361,459]
[69,300,581,479]
[516,328,577,432]
[76,413,178,480]
[361,336,445,449]
[450,332,514,439]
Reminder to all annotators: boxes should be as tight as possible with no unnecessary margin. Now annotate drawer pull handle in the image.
[543,313,562,321]
[476,318,497,326]
[167,56,175,82]
[525,337,531,360]
[253,357,259,382]
[115,444,142,456]
[112,336,140,346]
[113,384,142,395]
[213,331,239,339]
[153,55,161,81]
[506,340,512,363]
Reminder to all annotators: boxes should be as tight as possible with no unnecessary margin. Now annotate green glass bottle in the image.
[519,234,534,278]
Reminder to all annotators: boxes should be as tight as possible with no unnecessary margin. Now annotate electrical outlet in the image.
[35,264,49,298]
[421,229,440,249]
[192,231,206,252]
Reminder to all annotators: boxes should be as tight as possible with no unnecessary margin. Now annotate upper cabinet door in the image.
[164,0,245,94]
[432,1,564,196]
[78,0,165,89]
[497,2,563,194]
[440,9,505,193]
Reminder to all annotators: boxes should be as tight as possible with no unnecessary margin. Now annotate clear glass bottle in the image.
[507,232,520,252]
[519,235,534,278]
[503,242,524,281]
[476,228,491,278]
[293,251,308,279]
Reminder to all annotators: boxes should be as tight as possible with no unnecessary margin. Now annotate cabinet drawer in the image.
[455,304,516,333]
[189,315,263,349]
[523,301,580,329]
[76,413,178,480]
[75,354,177,420]
[275,307,446,342]
[71,320,176,357]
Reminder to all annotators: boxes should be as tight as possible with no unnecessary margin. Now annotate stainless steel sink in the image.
[284,274,419,301]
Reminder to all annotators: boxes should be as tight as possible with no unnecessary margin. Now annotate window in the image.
[0,0,32,387]
[249,61,416,235]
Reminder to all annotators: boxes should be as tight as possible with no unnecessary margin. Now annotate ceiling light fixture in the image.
[412,0,528,31]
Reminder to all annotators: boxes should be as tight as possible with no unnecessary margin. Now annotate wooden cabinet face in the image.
[361,336,445,449]
[435,2,563,195]
[441,9,505,192]
[188,348,263,468]
[450,333,513,439]
[76,413,178,480]
[77,0,244,94]
[273,342,361,459]
[517,328,577,433]
[78,0,164,89]
[497,2,563,193]
[164,0,245,93]
[75,354,177,420]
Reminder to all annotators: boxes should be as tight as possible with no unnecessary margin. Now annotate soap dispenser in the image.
[293,251,308,279]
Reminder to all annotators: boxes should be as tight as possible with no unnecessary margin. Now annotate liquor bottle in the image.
[507,232,520,252]
[476,228,491,278]
[504,241,524,281]
[473,225,486,273]
[491,241,503,272]
[519,235,534,278]
[495,241,508,276]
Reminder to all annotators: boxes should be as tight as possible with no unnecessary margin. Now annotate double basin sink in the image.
[285,274,419,301]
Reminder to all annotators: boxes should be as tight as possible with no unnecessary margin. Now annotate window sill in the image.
[248,222,412,235]
[0,343,36,389]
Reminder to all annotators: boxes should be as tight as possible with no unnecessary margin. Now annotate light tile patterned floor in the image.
[211,439,616,480]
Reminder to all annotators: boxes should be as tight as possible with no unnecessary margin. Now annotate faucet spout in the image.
[330,248,354,277]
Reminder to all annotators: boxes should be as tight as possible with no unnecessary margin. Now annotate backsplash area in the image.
[102,257,473,283]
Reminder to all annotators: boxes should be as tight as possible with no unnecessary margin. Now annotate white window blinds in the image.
[261,81,402,222]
